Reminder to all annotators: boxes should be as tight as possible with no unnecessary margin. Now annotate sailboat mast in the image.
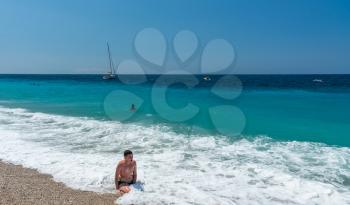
[107,42,114,74]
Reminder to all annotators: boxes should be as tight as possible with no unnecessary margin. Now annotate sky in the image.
[0,0,349,74]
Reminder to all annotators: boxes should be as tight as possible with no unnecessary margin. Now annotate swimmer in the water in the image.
[115,150,137,196]
[130,104,136,112]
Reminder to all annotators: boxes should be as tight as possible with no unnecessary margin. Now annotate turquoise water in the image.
[0,74,349,146]
[1,74,350,205]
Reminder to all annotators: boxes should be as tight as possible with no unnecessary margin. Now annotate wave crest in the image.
[0,107,350,205]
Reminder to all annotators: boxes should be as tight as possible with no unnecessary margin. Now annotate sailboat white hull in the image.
[103,75,116,80]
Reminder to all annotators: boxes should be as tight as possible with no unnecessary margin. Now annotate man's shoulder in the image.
[118,160,126,165]
[117,160,136,166]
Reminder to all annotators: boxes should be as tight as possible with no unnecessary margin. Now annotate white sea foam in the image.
[0,106,350,205]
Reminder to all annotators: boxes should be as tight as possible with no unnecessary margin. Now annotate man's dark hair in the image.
[124,150,133,157]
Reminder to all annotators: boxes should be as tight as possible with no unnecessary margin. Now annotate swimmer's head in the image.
[124,150,133,162]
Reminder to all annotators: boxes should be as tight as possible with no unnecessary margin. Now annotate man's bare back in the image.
[115,150,137,195]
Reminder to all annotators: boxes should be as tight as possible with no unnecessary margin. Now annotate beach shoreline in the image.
[0,161,117,205]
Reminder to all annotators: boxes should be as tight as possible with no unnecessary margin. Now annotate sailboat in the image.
[203,76,211,81]
[103,42,116,80]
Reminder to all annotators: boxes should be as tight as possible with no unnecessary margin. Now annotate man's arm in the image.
[133,161,137,183]
[115,163,121,190]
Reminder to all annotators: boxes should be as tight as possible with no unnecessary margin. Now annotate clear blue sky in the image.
[0,0,349,74]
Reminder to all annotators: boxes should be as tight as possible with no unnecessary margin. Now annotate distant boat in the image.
[203,76,211,81]
[103,42,116,80]
[313,79,323,83]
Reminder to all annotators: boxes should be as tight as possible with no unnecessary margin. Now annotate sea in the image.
[0,74,349,205]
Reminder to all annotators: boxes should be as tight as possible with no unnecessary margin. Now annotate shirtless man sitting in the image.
[115,150,137,195]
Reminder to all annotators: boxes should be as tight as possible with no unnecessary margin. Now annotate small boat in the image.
[313,79,323,83]
[103,42,116,80]
[103,72,116,80]
[203,76,211,81]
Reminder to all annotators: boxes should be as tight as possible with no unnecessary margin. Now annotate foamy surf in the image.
[0,106,350,205]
